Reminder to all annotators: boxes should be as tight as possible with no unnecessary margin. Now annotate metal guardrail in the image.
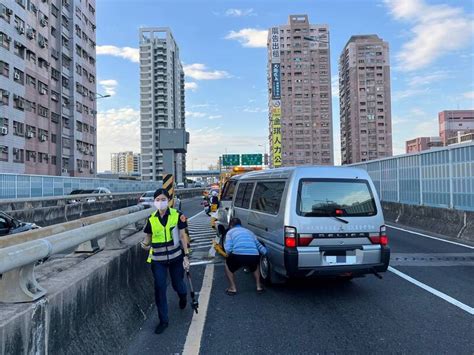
[0,206,151,303]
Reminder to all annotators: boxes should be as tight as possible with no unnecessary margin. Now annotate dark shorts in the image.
[226,254,260,273]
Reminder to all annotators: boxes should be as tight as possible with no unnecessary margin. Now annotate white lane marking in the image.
[183,264,215,355]
[387,224,474,250]
[188,210,205,221]
[192,245,213,250]
[388,266,474,315]
[190,260,216,266]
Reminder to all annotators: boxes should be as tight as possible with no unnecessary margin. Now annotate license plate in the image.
[325,254,357,265]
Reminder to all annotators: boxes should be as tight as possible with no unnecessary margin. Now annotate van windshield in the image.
[297,179,377,217]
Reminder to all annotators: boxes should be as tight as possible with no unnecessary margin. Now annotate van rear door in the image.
[293,178,385,265]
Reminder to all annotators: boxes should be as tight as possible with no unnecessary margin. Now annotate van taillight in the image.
[369,225,388,246]
[298,233,313,247]
[284,226,297,248]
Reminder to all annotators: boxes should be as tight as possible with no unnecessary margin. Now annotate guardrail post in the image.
[0,263,46,303]
[104,230,125,249]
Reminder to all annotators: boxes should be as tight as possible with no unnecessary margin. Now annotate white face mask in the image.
[154,200,169,211]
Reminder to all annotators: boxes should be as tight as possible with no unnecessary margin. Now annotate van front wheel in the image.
[260,255,285,285]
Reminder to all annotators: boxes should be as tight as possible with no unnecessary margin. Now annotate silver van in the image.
[228,166,390,283]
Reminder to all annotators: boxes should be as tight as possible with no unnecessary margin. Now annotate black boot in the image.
[155,322,169,334]
[179,294,187,309]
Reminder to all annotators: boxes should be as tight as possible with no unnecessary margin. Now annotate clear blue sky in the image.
[94,0,474,171]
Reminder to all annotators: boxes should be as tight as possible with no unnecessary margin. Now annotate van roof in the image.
[236,166,370,181]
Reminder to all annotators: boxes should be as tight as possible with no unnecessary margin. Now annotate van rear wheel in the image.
[260,255,285,285]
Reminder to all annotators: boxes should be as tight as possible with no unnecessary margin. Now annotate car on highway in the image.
[177,182,185,189]
[68,187,112,203]
[227,166,390,284]
[138,190,182,210]
[0,211,40,237]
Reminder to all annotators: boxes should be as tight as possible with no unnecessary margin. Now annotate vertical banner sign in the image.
[270,27,282,167]
[272,103,282,167]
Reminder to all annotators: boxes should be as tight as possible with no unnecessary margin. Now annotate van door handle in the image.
[248,221,268,231]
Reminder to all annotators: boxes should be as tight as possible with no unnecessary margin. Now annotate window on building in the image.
[0,61,9,78]
[13,148,24,163]
[0,32,11,49]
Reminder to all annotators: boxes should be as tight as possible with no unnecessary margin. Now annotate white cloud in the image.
[392,88,429,101]
[225,28,268,48]
[97,107,140,171]
[187,127,266,167]
[99,79,118,96]
[384,0,474,71]
[208,115,223,120]
[183,63,231,80]
[225,8,256,17]
[463,91,474,100]
[243,107,267,113]
[185,82,198,91]
[96,45,139,63]
[331,75,339,98]
[407,70,451,87]
[186,111,207,119]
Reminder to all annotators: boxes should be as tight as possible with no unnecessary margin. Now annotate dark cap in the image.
[154,188,170,199]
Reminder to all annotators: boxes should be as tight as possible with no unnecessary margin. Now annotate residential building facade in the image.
[139,27,185,183]
[406,136,442,153]
[439,110,474,145]
[0,0,97,176]
[110,151,140,174]
[267,15,333,167]
[339,35,392,164]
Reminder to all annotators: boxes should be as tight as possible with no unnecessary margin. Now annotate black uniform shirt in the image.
[143,208,188,234]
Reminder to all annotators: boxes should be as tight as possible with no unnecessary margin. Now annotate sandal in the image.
[257,288,265,294]
[225,288,237,296]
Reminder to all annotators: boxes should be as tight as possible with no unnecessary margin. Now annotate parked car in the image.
[177,182,185,189]
[224,166,390,284]
[0,211,40,237]
[138,190,182,210]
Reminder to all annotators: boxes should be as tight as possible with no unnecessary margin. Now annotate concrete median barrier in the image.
[0,233,154,354]
[382,201,474,242]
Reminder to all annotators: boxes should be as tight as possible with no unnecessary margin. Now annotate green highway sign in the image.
[222,154,240,166]
[241,154,263,166]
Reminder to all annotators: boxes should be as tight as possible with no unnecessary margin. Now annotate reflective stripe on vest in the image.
[147,208,182,263]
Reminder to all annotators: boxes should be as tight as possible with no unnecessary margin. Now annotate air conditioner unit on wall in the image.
[14,72,20,80]
[0,127,7,135]
[40,134,47,142]
[26,131,34,138]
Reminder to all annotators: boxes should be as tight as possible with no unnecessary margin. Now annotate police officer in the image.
[140,188,190,334]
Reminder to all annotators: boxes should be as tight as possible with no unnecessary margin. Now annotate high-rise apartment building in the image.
[110,151,140,174]
[0,0,97,176]
[339,35,392,164]
[438,110,474,145]
[139,28,185,183]
[268,15,333,167]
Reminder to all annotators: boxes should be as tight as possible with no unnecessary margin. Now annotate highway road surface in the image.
[127,197,474,354]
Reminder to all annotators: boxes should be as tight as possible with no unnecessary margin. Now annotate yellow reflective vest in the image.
[147,208,182,263]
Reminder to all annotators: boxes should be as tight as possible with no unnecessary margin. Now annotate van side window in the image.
[234,182,254,209]
[221,180,236,201]
[251,181,285,215]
